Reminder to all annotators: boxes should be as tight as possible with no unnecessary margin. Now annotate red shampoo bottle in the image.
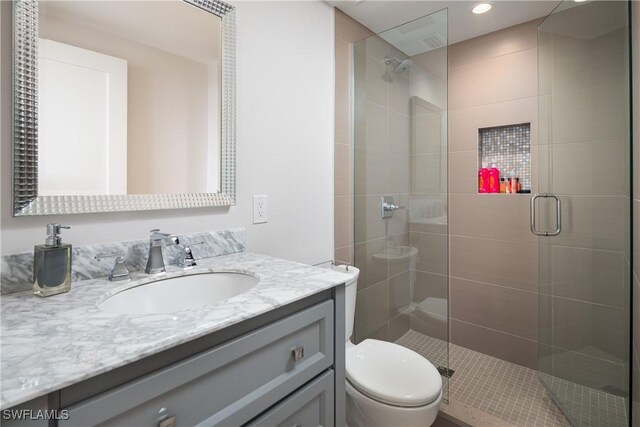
[478,166,490,193]
[488,165,500,193]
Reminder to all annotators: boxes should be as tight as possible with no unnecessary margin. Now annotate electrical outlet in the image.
[253,195,268,224]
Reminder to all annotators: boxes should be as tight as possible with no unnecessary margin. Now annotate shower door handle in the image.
[530,193,561,237]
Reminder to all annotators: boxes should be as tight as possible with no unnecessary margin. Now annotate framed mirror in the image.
[12,0,235,216]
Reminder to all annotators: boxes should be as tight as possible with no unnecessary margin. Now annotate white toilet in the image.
[332,265,442,427]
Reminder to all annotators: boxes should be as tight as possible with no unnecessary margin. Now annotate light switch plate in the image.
[253,195,267,224]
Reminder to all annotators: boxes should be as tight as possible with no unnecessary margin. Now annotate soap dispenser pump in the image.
[33,223,72,297]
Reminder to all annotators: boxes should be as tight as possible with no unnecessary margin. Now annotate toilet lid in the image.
[346,339,442,407]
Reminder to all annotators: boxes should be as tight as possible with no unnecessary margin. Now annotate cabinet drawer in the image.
[248,370,334,427]
[61,301,334,427]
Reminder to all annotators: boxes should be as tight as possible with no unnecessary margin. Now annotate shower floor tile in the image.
[395,330,627,427]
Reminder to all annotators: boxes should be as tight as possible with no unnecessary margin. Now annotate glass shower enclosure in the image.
[537,1,632,425]
[352,9,450,400]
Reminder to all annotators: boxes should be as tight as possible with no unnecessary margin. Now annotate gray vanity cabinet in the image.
[59,301,336,427]
[247,370,334,427]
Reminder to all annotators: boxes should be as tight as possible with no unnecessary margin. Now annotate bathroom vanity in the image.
[1,251,348,427]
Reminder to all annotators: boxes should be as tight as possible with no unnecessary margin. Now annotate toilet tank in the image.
[331,265,359,342]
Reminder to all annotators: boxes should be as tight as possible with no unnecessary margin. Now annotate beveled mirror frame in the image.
[12,0,236,216]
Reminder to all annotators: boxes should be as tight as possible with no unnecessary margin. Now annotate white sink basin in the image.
[99,272,259,315]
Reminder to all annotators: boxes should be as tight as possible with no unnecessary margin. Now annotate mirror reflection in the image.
[38,1,221,196]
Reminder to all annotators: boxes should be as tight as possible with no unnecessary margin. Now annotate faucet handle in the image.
[178,241,204,268]
[95,252,130,281]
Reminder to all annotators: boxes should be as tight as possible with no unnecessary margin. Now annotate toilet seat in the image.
[346,339,442,407]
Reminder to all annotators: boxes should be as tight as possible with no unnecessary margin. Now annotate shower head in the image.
[384,55,413,74]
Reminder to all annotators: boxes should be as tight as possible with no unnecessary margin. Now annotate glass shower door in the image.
[537,1,631,425]
[352,9,449,400]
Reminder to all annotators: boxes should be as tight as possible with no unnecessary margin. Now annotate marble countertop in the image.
[0,252,350,410]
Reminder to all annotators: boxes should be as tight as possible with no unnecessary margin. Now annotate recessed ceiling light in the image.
[472,3,492,14]
[574,0,587,2]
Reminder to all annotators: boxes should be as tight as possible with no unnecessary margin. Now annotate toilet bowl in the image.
[332,265,442,427]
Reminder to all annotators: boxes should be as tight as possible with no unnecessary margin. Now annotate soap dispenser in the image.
[33,223,72,297]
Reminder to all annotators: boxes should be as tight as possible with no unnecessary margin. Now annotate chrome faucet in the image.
[145,229,180,274]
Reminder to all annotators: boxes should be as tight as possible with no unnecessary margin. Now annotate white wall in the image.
[0,1,335,266]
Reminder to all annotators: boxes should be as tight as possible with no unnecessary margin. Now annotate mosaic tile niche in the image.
[478,123,531,192]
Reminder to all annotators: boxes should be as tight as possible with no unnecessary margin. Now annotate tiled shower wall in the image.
[447,19,541,369]
[632,2,639,426]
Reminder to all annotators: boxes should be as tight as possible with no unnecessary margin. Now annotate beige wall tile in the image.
[335,39,350,147]
[450,278,538,340]
[389,153,411,194]
[552,296,627,362]
[413,153,443,194]
[413,109,443,155]
[550,195,627,252]
[413,271,448,303]
[354,237,388,290]
[451,319,538,369]
[449,194,536,243]
[388,232,412,278]
[335,245,353,265]
[389,270,411,317]
[368,323,389,342]
[449,48,537,109]
[389,313,410,342]
[410,231,448,275]
[412,47,448,77]
[334,195,353,249]
[449,150,478,194]
[334,143,351,196]
[354,195,385,244]
[389,111,410,157]
[411,308,448,341]
[355,101,388,151]
[354,146,388,195]
[361,55,389,109]
[449,96,538,152]
[551,83,628,145]
[448,19,540,69]
[450,236,538,292]
[410,70,448,110]
[354,278,390,342]
[540,245,626,308]
[389,73,411,116]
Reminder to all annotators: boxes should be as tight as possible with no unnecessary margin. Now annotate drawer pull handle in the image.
[291,345,305,362]
[158,415,177,427]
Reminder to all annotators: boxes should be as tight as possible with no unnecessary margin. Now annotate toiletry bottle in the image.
[33,224,72,297]
[478,166,489,193]
[506,178,513,194]
[500,178,506,193]
[489,165,500,193]
[515,177,522,193]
